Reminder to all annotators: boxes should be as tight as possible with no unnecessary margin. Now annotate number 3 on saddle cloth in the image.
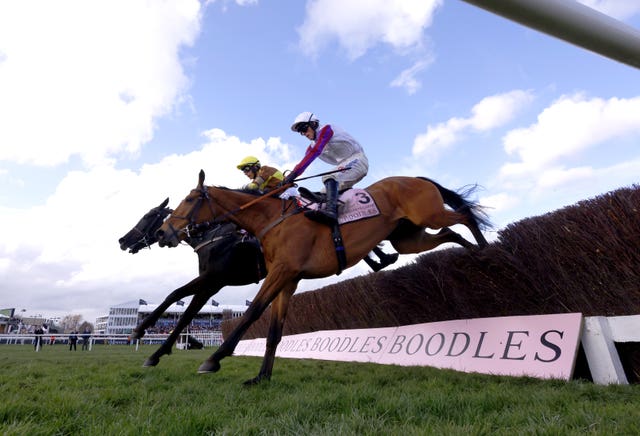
[296,187,381,274]
[296,187,380,224]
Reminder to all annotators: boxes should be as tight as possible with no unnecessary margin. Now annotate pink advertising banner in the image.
[233,313,583,380]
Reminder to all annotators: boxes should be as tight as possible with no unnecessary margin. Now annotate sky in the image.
[1,0,639,325]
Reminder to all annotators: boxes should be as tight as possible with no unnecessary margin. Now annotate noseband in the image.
[164,186,222,243]
[130,207,173,251]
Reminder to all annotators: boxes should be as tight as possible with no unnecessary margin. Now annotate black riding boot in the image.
[305,178,338,225]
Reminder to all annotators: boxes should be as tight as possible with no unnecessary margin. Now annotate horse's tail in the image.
[417,177,493,230]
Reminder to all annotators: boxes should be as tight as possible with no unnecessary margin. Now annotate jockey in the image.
[286,111,398,272]
[285,112,368,225]
[237,156,284,193]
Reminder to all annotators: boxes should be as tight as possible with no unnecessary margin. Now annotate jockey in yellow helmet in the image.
[236,156,284,192]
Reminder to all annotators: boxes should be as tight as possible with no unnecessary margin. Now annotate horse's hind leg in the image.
[390,227,473,254]
[408,206,488,249]
[465,220,488,247]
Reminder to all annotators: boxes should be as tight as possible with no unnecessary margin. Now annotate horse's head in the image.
[156,170,219,248]
[118,198,173,253]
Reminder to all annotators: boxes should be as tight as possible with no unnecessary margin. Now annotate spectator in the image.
[81,328,91,351]
[69,331,78,351]
[34,325,44,350]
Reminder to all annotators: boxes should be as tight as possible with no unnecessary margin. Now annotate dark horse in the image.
[119,198,173,254]
[118,198,266,366]
[156,171,491,384]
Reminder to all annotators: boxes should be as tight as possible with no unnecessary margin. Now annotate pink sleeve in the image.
[290,125,334,178]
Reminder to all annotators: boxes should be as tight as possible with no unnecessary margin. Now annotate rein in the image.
[257,208,304,241]
[174,182,297,241]
[172,169,344,242]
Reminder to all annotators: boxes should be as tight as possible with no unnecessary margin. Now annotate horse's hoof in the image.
[243,375,270,386]
[198,359,221,374]
[131,330,145,340]
[143,357,159,367]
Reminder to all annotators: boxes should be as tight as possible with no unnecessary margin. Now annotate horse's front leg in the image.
[197,300,270,374]
[143,285,220,367]
[131,275,204,340]
[243,290,295,386]
[198,265,298,379]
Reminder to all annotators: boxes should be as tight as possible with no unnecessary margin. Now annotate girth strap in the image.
[331,223,347,275]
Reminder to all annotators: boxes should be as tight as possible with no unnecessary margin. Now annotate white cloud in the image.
[297,0,442,60]
[578,0,640,20]
[390,57,434,94]
[412,90,534,160]
[469,91,535,131]
[491,157,640,227]
[479,192,517,215]
[0,128,297,323]
[501,94,640,176]
[0,0,202,168]
[487,95,640,227]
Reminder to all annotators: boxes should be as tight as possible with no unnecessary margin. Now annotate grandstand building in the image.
[103,300,247,335]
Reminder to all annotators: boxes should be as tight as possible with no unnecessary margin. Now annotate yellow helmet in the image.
[236,156,260,170]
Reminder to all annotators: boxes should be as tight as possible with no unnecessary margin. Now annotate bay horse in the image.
[155,170,490,385]
[118,199,266,367]
[118,198,390,367]
[118,197,398,366]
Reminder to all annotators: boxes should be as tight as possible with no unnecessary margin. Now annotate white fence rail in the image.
[0,332,224,350]
[3,314,639,385]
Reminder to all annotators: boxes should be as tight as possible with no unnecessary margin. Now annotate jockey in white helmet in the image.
[286,111,368,225]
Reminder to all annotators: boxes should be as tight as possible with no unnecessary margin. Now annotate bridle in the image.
[128,206,173,252]
[164,183,297,243]
[161,185,223,244]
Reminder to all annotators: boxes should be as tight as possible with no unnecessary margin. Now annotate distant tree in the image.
[78,321,94,332]
[60,314,83,332]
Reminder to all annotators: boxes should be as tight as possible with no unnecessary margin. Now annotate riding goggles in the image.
[295,123,309,134]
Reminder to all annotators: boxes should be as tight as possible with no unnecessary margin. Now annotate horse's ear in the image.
[160,197,169,208]
[198,169,205,187]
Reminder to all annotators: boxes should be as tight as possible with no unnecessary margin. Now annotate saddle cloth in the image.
[297,188,380,224]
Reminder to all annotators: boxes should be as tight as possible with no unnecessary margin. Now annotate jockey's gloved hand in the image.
[281,171,297,186]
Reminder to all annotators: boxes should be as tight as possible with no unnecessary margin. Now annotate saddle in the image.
[296,186,384,274]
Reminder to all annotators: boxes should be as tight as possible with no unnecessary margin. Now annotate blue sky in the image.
[1,0,639,324]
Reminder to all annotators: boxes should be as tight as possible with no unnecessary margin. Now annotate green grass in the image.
[0,344,638,435]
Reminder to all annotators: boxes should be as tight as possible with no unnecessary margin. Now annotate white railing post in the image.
[581,316,629,385]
